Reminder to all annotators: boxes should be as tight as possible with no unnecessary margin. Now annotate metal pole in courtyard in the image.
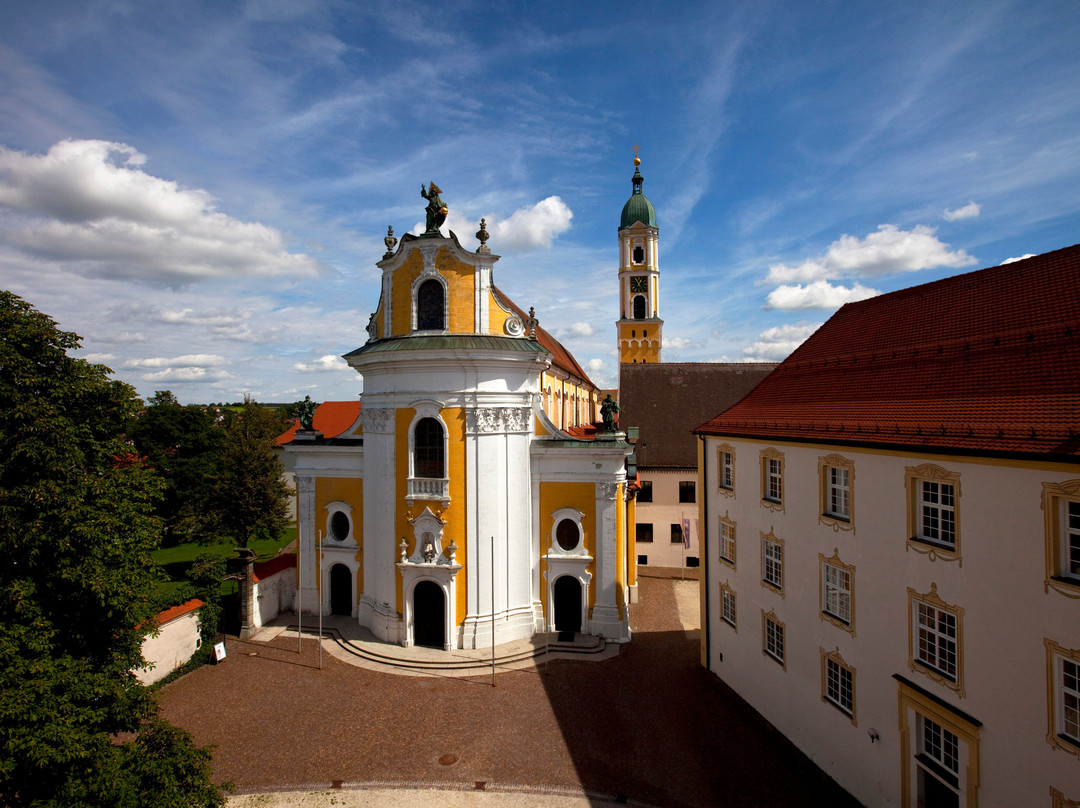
[318,530,323,670]
[491,534,496,688]
[296,479,302,654]
[543,532,549,672]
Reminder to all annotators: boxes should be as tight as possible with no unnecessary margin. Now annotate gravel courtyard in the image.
[159,575,859,807]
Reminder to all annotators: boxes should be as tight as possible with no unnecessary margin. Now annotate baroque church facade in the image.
[283,183,637,651]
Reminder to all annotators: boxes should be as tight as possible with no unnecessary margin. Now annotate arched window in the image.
[632,245,645,264]
[414,417,444,478]
[417,279,445,330]
[633,295,646,319]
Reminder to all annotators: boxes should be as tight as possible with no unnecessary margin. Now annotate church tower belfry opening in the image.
[617,151,662,371]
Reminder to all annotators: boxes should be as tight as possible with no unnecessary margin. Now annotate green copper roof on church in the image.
[619,160,657,229]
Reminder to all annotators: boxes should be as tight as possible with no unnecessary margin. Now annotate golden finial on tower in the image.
[633,144,641,166]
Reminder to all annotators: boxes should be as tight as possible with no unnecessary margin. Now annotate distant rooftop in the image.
[620,363,776,467]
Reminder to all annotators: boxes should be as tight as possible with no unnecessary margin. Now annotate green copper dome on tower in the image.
[619,155,657,229]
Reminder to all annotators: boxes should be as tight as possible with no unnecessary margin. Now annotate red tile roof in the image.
[696,244,1080,458]
[276,401,361,445]
[253,552,296,583]
[153,598,203,626]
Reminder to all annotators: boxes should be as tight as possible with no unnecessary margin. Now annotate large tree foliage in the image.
[212,399,290,546]
[0,291,226,807]
[127,390,224,543]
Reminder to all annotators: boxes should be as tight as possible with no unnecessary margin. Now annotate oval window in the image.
[555,518,579,552]
[330,510,350,541]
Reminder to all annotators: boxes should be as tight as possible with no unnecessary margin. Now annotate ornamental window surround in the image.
[720,583,737,631]
[761,529,784,596]
[1045,638,1080,758]
[820,549,855,635]
[717,445,735,495]
[718,513,736,568]
[760,448,784,512]
[821,648,856,723]
[908,583,965,697]
[1043,480,1080,599]
[762,610,785,668]
[819,454,854,532]
[906,464,962,565]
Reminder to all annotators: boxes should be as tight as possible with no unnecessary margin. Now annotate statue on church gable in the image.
[421,182,448,236]
[601,394,620,432]
[297,395,317,431]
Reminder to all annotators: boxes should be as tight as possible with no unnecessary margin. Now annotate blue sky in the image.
[2,1,1079,404]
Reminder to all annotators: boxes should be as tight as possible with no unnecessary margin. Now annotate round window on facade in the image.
[329,510,350,541]
[555,518,579,552]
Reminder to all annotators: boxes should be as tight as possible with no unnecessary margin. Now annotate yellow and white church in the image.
[283,173,648,651]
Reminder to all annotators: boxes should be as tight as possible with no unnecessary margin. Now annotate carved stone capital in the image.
[360,407,393,433]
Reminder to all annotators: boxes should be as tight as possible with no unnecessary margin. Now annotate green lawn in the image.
[151,527,296,606]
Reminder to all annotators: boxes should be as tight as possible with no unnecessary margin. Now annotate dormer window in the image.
[417,279,445,330]
[633,245,645,264]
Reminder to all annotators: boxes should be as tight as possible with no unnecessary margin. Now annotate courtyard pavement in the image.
[158,574,860,807]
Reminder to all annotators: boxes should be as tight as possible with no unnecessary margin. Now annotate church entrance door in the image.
[413,580,445,648]
[329,564,352,616]
[553,575,582,634]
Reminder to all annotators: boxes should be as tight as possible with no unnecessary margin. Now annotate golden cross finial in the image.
[633,144,641,166]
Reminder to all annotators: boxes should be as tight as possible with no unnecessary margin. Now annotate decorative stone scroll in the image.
[467,407,530,434]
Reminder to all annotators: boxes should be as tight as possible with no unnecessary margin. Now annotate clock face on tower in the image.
[630,276,647,294]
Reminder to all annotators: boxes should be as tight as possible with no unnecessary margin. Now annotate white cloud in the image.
[943,201,981,221]
[292,354,349,372]
[586,358,607,373]
[765,280,880,311]
[410,197,572,253]
[1001,253,1035,265]
[0,139,321,284]
[569,322,595,337]
[142,366,231,382]
[743,323,822,362]
[124,354,228,369]
[489,196,573,251]
[663,335,692,350]
[80,352,117,364]
[765,224,977,284]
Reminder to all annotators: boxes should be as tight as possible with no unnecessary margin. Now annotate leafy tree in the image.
[211,398,290,546]
[0,291,227,807]
[186,552,227,659]
[127,390,224,544]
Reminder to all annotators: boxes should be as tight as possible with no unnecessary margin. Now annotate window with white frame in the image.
[821,555,853,629]
[906,465,961,563]
[920,480,956,546]
[909,584,964,695]
[718,515,736,567]
[761,448,784,509]
[763,611,784,666]
[762,532,783,593]
[718,445,735,492]
[917,714,961,794]
[818,454,854,531]
[898,681,979,808]
[1046,639,1080,756]
[720,584,736,630]
[1042,481,1080,598]
[822,649,855,720]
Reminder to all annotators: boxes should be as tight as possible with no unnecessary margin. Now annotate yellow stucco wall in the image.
[394,406,468,624]
[488,290,513,335]
[438,249,476,333]
[538,481,597,612]
[315,477,363,601]
[390,251,423,336]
